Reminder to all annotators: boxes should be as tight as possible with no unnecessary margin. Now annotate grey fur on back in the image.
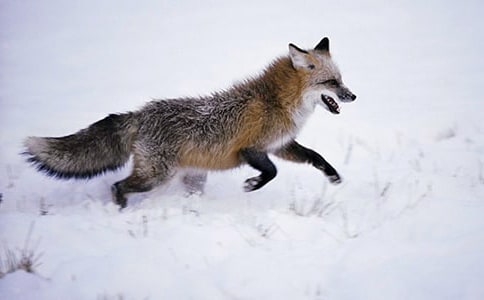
[138,92,247,148]
[24,113,138,179]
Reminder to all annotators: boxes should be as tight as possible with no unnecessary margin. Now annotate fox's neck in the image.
[238,56,314,147]
[236,56,306,110]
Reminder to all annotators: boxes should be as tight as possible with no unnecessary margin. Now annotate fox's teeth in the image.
[321,94,340,114]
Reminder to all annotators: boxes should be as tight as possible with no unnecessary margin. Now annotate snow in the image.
[1,0,484,299]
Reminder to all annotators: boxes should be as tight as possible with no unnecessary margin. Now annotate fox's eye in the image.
[321,79,338,86]
[317,79,339,86]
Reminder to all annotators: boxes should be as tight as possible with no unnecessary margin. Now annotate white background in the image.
[1,0,483,299]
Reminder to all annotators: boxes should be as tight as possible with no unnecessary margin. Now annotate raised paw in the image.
[244,176,264,192]
[327,173,342,185]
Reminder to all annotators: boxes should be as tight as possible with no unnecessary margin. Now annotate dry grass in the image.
[0,222,43,278]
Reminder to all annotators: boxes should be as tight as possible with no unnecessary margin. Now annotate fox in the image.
[24,37,356,208]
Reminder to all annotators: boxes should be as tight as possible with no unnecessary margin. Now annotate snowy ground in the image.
[1,0,484,299]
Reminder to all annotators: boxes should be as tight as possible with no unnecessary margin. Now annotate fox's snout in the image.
[337,87,357,103]
[340,92,356,102]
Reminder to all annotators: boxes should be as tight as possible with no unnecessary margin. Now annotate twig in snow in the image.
[39,197,52,216]
[256,223,279,239]
[380,182,392,198]
[142,215,148,237]
[6,165,18,189]
[339,205,360,239]
[479,160,484,184]
[344,138,354,165]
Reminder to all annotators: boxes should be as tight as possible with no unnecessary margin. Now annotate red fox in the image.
[24,37,356,208]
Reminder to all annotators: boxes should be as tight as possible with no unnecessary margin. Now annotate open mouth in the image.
[321,95,340,114]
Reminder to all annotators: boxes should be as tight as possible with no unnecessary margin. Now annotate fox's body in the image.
[24,37,356,208]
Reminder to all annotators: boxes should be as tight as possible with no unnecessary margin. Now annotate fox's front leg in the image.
[240,148,277,192]
[275,141,342,184]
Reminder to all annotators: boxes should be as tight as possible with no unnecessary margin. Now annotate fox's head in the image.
[289,37,356,114]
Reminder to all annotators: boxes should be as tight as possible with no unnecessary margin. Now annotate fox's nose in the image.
[351,94,357,101]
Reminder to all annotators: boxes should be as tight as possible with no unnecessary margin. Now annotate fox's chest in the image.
[265,130,297,152]
[265,99,316,151]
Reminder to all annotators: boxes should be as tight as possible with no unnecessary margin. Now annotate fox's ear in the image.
[289,43,314,70]
[314,37,330,53]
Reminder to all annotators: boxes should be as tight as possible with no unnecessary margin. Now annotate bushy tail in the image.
[24,113,138,179]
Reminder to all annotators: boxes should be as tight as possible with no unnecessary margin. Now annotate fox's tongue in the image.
[321,95,340,114]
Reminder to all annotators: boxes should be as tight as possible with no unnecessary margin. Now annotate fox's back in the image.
[137,94,246,144]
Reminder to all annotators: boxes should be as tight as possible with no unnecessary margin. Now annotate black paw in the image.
[327,173,342,185]
[111,185,127,209]
[244,176,265,192]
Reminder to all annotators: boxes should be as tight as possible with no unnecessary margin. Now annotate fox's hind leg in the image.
[275,140,341,184]
[112,149,176,208]
[112,174,156,209]
[182,170,208,196]
[240,148,277,192]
